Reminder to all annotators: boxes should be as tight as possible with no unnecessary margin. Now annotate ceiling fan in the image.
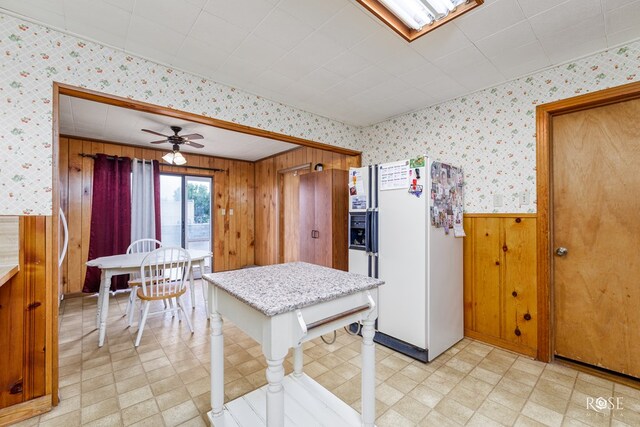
[142,126,204,165]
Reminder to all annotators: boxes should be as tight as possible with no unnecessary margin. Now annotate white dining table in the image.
[86,248,212,347]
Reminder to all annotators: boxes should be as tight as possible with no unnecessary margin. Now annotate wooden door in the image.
[313,171,333,268]
[278,167,310,263]
[299,173,316,265]
[552,97,640,377]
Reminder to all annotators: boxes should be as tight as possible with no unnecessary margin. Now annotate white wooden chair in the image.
[135,247,193,347]
[124,238,162,326]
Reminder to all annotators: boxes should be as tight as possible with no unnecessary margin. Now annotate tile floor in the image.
[13,280,640,427]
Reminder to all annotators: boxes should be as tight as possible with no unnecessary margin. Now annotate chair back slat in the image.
[140,247,191,298]
[127,239,162,282]
[127,238,162,254]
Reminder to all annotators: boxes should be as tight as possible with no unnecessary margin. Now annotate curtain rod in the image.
[78,153,226,173]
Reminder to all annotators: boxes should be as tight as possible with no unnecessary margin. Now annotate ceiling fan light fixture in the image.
[162,151,175,164]
[173,151,187,166]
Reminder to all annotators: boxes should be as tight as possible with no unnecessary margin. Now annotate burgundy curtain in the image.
[83,154,132,293]
[153,159,161,241]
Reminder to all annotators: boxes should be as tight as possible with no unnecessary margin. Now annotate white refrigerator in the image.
[348,156,464,362]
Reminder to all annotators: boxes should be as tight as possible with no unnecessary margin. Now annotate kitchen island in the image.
[203,262,384,427]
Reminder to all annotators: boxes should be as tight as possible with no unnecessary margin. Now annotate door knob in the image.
[555,247,568,257]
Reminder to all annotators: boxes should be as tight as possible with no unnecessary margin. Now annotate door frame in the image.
[276,163,312,263]
[535,80,640,362]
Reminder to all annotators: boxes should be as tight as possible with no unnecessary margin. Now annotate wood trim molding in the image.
[54,83,361,157]
[464,213,537,218]
[0,395,51,426]
[277,163,312,174]
[535,80,640,363]
[60,134,254,165]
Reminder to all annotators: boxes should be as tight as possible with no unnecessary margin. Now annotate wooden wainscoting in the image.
[463,214,538,357]
[59,136,255,295]
[0,217,55,423]
[254,147,360,266]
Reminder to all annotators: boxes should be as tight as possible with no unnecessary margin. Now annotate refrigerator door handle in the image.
[365,211,372,253]
[371,210,379,255]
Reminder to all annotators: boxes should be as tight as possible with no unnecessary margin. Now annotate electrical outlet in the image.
[220,208,226,216]
[493,194,503,207]
[229,208,234,216]
[519,191,530,206]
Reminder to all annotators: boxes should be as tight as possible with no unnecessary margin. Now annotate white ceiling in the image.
[3,0,640,126]
[59,95,298,161]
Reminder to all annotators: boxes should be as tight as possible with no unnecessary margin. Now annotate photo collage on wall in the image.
[430,161,465,236]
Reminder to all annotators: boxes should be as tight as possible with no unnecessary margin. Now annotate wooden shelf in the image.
[208,373,364,426]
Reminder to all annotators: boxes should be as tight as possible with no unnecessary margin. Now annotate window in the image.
[356,0,483,42]
[160,174,213,273]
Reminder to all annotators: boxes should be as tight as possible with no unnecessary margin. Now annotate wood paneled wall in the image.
[463,214,538,357]
[0,217,55,423]
[254,147,360,266]
[59,137,255,295]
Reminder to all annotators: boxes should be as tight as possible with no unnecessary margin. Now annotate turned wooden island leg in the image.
[266,357,285,427]
[361,319,376,427]
[210,311,224,423]
[293,345,303,377]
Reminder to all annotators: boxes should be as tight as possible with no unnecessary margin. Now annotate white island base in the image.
[204,263,383,427]
[207,373,368,427]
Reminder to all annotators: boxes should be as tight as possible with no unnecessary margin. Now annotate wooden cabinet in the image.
[0,217,57,425]
[463,215,537,357]
[299,170,348,271]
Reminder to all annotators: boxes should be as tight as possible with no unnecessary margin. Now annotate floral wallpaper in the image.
[357,40,640,213]
[0,13,360,215]
[2,11,640,215]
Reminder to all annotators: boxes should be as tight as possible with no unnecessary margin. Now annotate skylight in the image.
[356,0,483,42]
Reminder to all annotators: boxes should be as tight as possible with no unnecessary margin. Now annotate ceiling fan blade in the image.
[149,139,169,144]
[180,133,204,140]
[142,129,170,137]
[184,140,204,149]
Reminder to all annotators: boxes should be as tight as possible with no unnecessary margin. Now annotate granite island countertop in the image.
[203,262,384,316]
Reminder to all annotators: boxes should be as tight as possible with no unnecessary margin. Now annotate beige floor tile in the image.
[376,382,405,406]
[434,397,475,425]
[376,408,415,427]
[81,397,120,424]
[565,402,611,427]
[521,401,564,427]
[467,412,505,427]
[418,409,460,426]
[384,372,419,394]
[156,385,192,411]
[408,384,445,408]
[479,398,519,425]
[177,415,208,427]
[115,373,149,394]
[118,385,154,409]
[379,354,411,371]
[83,412,123,427]
[162,400,200,427]
[81,383,117,407]
[390,395,431,423]
[448,382,488,410]
[487,387,528,412]
[39,410,82,427]
[40,395,81,422]
[515,414,549,427]
[40,290,640,427]
[127,413,165,427]
[121,398,160,426]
